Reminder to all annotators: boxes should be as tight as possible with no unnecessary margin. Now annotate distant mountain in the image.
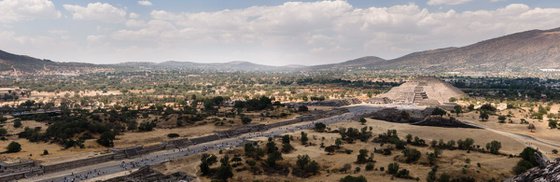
[308,56,386,70]
[313,27,560,73]
[0,50,55,72]
[119,60,293,72]
[383,27,560,72]
[0,50,103,73]
[2,27,560,74]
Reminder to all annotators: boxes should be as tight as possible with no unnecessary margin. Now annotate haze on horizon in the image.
[1,0,560,65]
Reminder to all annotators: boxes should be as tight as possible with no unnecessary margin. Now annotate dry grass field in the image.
[154,118,522,182]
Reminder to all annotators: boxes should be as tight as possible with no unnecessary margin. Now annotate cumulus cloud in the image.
[4,1,560,65]
[0,0,61,23]
[104,1,560,64]
[427,0,471,6]
[63,2,127,23]
[138,0,152,6]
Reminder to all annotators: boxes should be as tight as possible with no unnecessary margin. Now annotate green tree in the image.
[314,123,326,132]
[454,105,462,116]
[266,151,283,168]
[498,115,507,123]
[335,138,343,147]
[295,154,320,176]
[485,140,502,154]
[479,112,489,121]
[138,121,156,131]
[387,162,399,175]
[548,119,558,129]
[7,142,22,153]
[214,155,234,181]
[356,149,369,164]
[200,154,217,176]
[97,131,115,147]
[13,119,22,128]
[431,107,447,117]
[359,118,367,125]
[281,135,294,153]
[301,131,308,145]
[402,148,421,163]
[241,116,252,125]
[340,175,367,182]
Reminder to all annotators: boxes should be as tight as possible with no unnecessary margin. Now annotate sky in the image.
[1,0,560,65]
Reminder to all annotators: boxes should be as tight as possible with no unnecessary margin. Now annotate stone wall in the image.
[41,153,115,173]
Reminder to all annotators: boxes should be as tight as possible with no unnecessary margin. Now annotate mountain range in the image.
[1,27,559,74]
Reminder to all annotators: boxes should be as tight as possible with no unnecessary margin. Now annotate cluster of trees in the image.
[339,127,373,143]
[199,154,234,181]
[241,137,321,178]
[426,166,475,182]
[293,154,320,177]
[405,134,427,146]
[449,77,560,101]
[387,162,412,179]
[234,96,273,111]
[355,149,374,164]
[478,104,496,121]
[373,129,406,149]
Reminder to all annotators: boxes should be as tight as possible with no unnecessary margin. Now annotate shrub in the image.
[13,119,22,128]
[485,140,502,154]
[402,148,421,163]
[387,162,399,175]
[7,142,21,153]
[340,175,367,182]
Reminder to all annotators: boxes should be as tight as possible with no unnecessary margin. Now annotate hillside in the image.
[2,27,560,74]
[383,27,560,72]
[0,50,55,72]
[308,56,386,70]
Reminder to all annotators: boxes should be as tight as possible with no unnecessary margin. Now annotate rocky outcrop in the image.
[509,158,560,182]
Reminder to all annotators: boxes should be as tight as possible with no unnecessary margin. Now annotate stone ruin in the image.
[376,77,465,106]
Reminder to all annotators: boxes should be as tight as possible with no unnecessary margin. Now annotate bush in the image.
[6,141,21,153]
[387,162,399,175]
[13,119,22,128]
[0,128,7,136]
[431,107,447,116]
[298,105,309,112]
[513,147,542,174]
[396,168,410,178]
[97,131,115,147]
[241,116,252,124]
[138,121,156,131]
[365,163,374,171]
[314,123,326,132]
[485,140,502,154]
[548,119,558,129]
[402,148,421,163]
[340,175,367,182]
[513,160,533,175]
[498,115,507,123]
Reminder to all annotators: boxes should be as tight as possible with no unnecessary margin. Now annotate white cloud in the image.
[63,2,127,23]
[0,0,61,23]
[129,12,140,19]
[138,0,152,6]
[4,1,560,65]
[427,0,471,6]
[105,1,560,65]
